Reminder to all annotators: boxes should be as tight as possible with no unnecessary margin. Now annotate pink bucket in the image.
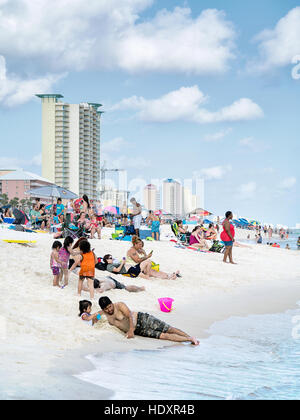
[158,297,174,313]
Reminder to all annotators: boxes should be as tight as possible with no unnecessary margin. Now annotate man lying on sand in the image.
[98,297,199,345]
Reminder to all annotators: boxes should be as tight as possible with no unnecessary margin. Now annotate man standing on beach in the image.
[98,297,199,345]
[130,197,142,237]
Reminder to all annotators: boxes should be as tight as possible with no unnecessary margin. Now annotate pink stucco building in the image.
[0,169,54,201]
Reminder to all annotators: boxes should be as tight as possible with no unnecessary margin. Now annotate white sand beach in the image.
[1,225,300,399]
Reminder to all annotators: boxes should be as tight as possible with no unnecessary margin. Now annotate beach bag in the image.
[95,257,107,271]
[209,240,225,253]
[151,262,160,272]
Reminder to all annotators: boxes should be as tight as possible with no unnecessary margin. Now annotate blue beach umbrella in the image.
[26,185,78,200]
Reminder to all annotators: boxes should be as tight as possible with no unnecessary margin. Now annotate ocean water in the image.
[272,232,299,250]
[243,232,299,250]
[76,304,300,400]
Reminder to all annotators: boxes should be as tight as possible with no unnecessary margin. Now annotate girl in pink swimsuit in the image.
[50,241,63,287]
[58,236,74,287]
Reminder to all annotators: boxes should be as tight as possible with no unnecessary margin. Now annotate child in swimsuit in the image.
[50,241,63,287]
[58,236,74,288]
[79,300,101,326]
[89,214,101,239]
[77,240,97,299]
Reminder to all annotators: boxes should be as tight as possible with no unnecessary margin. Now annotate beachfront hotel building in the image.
[143,184,160,211]
[162,179,184,217]
[36,94,102,200]
[101,187,128,212]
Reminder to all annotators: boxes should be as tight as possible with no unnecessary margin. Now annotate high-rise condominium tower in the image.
[143,184,160,211]
[36,94,102,200]
[162,179,183,217]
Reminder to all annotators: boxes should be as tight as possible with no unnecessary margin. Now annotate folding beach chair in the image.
[171,223,189,245]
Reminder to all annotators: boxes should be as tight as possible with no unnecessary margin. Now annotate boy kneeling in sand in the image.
[98,297,199,345]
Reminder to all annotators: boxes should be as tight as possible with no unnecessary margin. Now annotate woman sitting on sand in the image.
[189,226,209,251]
[127,236,180,280]
[205,224,217,241]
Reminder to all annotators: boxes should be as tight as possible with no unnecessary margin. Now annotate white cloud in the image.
[250,7,300,72]
[237,182,257,200]
[0,154,42,168]
[239,137,254,147]
[0,56,65,106]
[115,7,236,74]
[0,2,236,75]
[105,155,150,171]
[196,165,232,180]
[31,154,42,166]
[111,86,263,124]
[203,128,232,142]
[279,177,297,190]
[101,137,150,170]
[102,137,128,154]
[262,167,275,174]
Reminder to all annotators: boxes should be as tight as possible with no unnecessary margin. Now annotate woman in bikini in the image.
[127,236,180,280]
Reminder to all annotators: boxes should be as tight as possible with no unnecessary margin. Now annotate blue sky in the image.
[0,0,299,225]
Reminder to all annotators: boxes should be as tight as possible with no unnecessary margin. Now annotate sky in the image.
[0,0,299,226]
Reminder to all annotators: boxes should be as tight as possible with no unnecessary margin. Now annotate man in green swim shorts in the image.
[98,297,199,345]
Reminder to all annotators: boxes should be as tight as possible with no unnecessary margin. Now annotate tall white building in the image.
[182,187,195,215]
[36,94,102,200]
[162,179,183,216]
[102,188,128,213]
[143,184,160,211]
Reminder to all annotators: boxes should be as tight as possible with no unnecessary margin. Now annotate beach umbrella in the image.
[188,216,199,222]
[26,185,78,200]
[12,208,28,225]
[203,219,212,224]
[104,206,120,215]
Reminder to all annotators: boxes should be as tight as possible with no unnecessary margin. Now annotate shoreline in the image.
[41,277,300,399]
[2,276,300,400]
[1,227,300,399]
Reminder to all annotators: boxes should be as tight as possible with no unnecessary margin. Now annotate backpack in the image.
[95,257,107,271]
[209,240,225,253]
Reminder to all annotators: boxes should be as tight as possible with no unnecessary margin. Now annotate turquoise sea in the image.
[242,232,299,250]
[76,304,300,400]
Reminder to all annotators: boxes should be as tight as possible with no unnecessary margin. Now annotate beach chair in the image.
[171,223,189,245]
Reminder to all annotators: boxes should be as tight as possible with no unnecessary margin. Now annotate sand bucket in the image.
[158,297,174,313]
